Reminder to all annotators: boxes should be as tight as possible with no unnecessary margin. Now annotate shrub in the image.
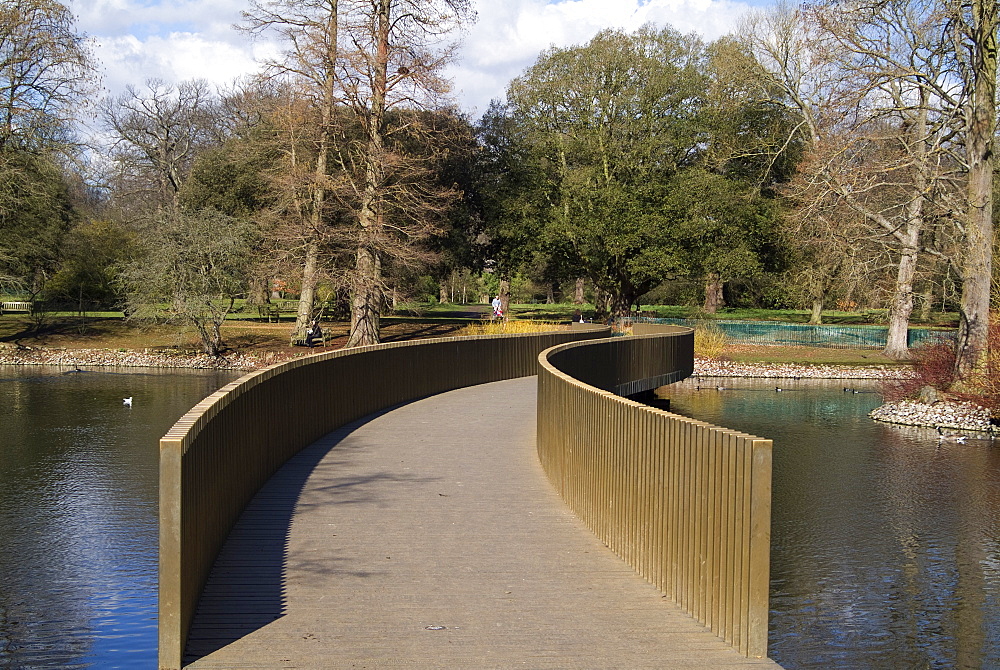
[694,321,727,360]
[879,340,956,402]
[952,321,1000,416]
[460,319,563,336]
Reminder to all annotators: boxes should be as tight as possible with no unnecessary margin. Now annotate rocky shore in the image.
[0,344,286,371]
[693,357,996,436]
[869,400,996,435]
[693,357,905,380]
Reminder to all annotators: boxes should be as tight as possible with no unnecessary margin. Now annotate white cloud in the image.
[72,0,759,117]
[448,0,760,116]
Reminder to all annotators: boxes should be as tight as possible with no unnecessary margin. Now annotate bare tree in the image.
[743,1,963,359]
[336,0,473,346]
[0,0,95,152]
[241,0,342,343]
[950,0,997,378]
[243,0,473,346]
[100,79,218,213]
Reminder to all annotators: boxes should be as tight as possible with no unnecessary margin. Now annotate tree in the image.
[45,218,137,311]
[504,27,709,317]
[0,150,75,293]
[241,0,342,343]
[951,0,997,378]
[101,79,218,212]
[119,209,260,356]
[335,0,473,346]
[664,169,784,313]
[242,0,473,346]
[0,0,95,152]
[742,2,965,358]
[0,0,94,295]
[501,27,787,318]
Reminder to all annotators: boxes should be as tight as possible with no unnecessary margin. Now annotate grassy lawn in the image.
[0,303,922,368]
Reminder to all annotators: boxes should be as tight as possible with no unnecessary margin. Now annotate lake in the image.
[665,377,1000,669]
[0,366,241,668]
[4,368,998,668]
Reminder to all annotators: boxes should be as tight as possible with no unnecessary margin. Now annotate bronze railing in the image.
[536,329,773,658]
[158,327,609,670]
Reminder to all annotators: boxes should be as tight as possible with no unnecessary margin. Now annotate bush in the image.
[952,321,1000,416]
[460,319,563,336]
[694,321,727,360]
[880,340,956,402]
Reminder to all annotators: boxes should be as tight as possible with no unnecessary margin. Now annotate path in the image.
[184,378,781,669]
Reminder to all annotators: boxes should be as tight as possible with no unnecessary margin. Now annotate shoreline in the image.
[0,345,289,370]
[3,346,992,435]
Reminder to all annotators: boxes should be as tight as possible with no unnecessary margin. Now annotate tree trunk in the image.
[920,286,932,322]
[347,244,381,347]
[883,233,920,360]
[574,277,585,304]
[703,273,724,314]
[293,240,320,344]
[439,281,448,304]
[809,298,823,325]
[498,278,510,321]
[956,0,997,378]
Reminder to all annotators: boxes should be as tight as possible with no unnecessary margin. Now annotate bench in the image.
[1,301,32,314]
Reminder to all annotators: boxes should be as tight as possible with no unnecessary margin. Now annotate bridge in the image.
[159,328,778,669]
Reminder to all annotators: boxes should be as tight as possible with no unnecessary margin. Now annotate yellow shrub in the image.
[694,322,727,359]
[460,319,563,336]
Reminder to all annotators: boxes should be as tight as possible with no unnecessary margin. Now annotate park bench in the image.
[256,300,298,322]
[1,301,32,314]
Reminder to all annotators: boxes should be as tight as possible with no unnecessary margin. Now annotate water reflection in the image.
[0,366,241,668]
[663,378,1000,669]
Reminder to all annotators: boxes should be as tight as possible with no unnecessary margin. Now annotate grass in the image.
[0,303,921,368]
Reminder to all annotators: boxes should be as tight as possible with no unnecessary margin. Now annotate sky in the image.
[73,0,768,119]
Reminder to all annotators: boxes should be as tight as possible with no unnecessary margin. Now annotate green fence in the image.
[628,318,955,349]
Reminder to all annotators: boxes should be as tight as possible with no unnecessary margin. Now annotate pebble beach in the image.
[1,344,993,435]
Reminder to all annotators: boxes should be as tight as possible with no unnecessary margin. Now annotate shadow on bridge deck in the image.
[184,377,781,669]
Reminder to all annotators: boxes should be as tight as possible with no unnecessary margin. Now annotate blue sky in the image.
[72,0,766,116]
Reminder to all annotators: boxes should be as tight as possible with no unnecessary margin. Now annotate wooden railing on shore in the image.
[536,328,773,658]
[158,327,610,670]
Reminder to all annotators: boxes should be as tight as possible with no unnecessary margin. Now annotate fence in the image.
[629,317,954,349]
[158,327,609,670]
[537,328,773,658]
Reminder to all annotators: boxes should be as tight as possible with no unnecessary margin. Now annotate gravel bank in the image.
[693,357,906,380]
[693,357,996,435]
[0,345,285,370]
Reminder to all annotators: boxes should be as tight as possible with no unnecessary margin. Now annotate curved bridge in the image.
[159,328,777,668]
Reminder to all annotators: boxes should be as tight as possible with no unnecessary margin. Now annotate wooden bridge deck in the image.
[184,377,781,669]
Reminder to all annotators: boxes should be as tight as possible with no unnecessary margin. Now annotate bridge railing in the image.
[537,328,773,658]
[158,327,609,670]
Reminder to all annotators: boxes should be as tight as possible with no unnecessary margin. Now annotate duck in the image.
[936,426,967,443]
[123,397,133,406]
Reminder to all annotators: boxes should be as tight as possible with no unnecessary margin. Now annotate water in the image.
[665,377,1000,669]
[0,366,241,668]
[6,368,999,668]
